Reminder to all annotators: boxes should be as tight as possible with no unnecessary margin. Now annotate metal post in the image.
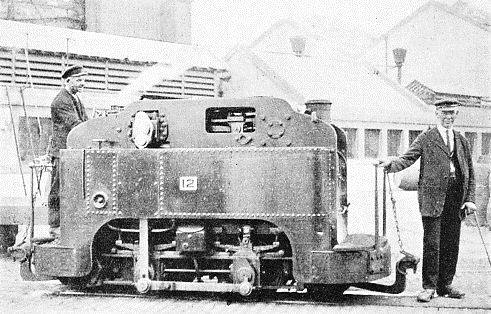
[374,165,379,251]
[383,170,387,237]
[136,218,151,293]
[6,86,27,195]
[30,164,35,241]
[397,66,402,84]
[24,33,34,88]
[139,218,149,278]
[65,38,70,66]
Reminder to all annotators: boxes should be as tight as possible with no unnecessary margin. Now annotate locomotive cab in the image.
[19,97,417,297]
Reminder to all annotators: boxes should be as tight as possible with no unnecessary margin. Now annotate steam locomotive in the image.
[16,97,418,296]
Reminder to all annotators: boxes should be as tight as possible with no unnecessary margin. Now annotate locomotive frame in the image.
[13,97,418,297]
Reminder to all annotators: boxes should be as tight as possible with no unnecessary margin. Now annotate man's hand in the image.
[461,202,477,216]
[377,159,391,170]
[35,154,52,165]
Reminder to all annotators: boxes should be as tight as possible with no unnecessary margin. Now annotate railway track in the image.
[53,286,490,311]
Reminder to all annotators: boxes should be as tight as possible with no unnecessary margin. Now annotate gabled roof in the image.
[224,14,489,129]
[407,80,490,106]
[382,0,490,37]
[228,45,437,125]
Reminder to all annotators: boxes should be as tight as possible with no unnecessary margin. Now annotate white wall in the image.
[367,5,490,97]
[225,52,304,111]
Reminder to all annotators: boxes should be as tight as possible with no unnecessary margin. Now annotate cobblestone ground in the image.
[0,160,489,313]
[1,253,490,314]
[346,160,491,298]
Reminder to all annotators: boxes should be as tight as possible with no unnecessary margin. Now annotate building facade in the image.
[365,0,491,157]
[223,17,491,161]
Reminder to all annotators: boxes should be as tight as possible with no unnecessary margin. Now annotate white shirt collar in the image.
[436,124,454,148]
[436,124,453,134]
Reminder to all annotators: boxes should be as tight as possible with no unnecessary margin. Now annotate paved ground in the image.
[0,160,490,313]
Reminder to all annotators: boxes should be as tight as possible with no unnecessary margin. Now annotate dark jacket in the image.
[388,127,475,217]
[49,88,88,158]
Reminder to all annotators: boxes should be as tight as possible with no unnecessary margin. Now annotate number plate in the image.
[179,177,198,191]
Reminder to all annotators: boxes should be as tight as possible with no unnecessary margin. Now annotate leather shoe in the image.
[417,289,435,302]
[437,286,465,298]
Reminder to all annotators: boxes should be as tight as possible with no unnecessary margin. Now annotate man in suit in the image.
[48,65,88,239]
[379,100,476,302]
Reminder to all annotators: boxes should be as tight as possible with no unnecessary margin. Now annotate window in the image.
[205,107,255,133]
[482,133,491,156]
[365,129,380,158]
[409,130,422,146]
[387,129,402,157]
[464,132,477,156]
[343,128,357,159]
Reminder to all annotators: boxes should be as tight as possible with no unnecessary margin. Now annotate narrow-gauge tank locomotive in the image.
[19,97,418,296]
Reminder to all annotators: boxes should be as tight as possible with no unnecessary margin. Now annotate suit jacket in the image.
[388,127,475,217]
[49,88,88,158]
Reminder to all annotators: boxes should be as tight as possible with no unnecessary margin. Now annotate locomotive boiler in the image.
[16,96,418,296]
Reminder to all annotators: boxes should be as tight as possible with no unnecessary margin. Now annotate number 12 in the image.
[180,177,197,191]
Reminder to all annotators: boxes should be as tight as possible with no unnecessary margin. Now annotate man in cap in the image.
[379,99,476,302]
[48,65,89,239]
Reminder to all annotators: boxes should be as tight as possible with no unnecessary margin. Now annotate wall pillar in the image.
[357,128,365,159]
[380,127,388,158]
[401,129,410,153]
[477,132,483,157]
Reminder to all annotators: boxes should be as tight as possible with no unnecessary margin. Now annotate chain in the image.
[384,171,405,254]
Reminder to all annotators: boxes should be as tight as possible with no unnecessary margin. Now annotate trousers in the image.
[48,157,60,228]
[421,177,463,290]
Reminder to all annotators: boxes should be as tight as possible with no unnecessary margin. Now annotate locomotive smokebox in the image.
[305,100,332,122]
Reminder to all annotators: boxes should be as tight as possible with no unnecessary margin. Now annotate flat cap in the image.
[433,99,461,109]
[61,65,87,79]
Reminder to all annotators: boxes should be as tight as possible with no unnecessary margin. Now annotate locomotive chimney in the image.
[305,100,332,122]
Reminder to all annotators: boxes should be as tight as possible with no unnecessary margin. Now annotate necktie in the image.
[446,129,452,152]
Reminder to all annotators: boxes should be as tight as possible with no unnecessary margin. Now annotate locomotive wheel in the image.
[306,284,349,298]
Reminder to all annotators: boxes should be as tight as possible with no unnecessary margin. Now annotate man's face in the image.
[66,75,86,94]
[436,108,458,129]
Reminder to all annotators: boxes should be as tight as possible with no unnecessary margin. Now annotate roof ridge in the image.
[380,0,490,39]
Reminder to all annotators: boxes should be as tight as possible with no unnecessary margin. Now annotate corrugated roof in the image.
[0,19,227,70]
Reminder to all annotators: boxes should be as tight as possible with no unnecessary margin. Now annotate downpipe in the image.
[352,253,420,294]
